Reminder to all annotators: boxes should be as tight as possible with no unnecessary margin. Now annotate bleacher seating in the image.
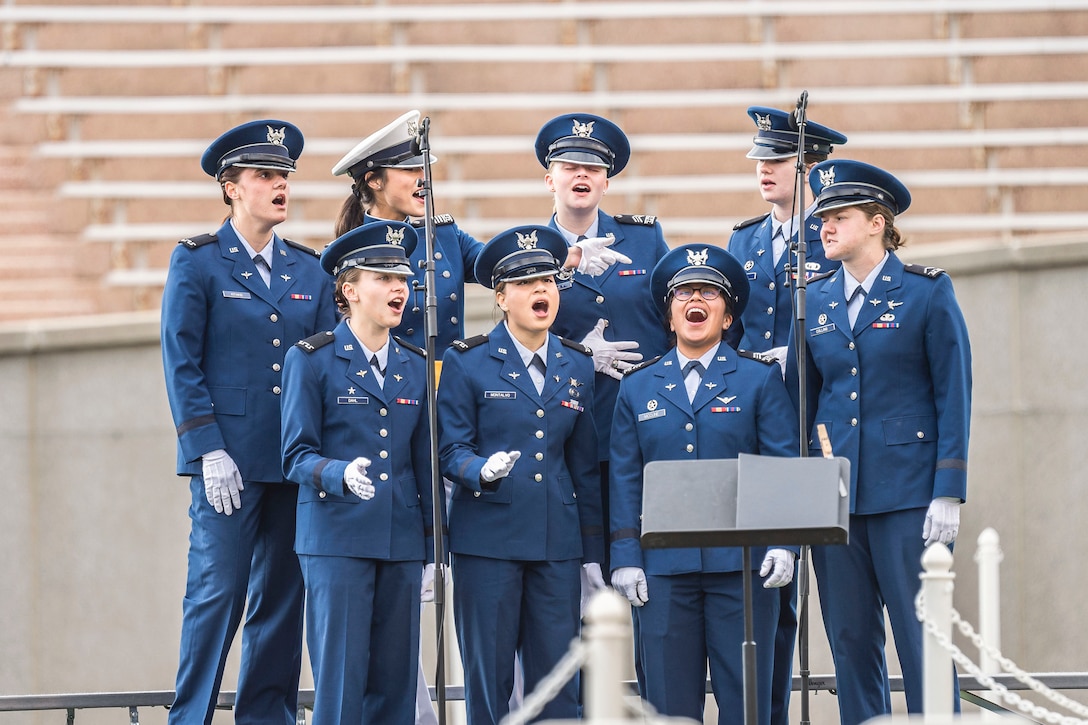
[2,0,1088,321]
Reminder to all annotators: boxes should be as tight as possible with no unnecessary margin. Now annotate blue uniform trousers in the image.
[812,508,959,725]
[638,571,779,725]
[770,577,797,725]
[300,554,420,725]
[453,554,581,725]
[171,479,304,725]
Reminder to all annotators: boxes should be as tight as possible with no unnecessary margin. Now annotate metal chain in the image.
[499,639,588,725]
[915,590,1088,724]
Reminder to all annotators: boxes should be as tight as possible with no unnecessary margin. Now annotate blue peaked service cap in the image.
[745,106,847,161]
[808,160,912,216]
[535,113,631,177]
[201,120,303,180]
[474,225,568,289]
[650,244,750,317]
[321,220,418,277]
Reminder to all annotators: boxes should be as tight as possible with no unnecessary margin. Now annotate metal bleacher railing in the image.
[4,0,1088,292]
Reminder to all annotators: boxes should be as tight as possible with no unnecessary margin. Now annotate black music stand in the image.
[640,454,850,725]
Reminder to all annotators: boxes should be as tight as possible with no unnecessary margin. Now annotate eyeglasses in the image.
[672,285,722,302]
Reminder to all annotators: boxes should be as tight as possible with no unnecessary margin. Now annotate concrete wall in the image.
[1,232,1086,724]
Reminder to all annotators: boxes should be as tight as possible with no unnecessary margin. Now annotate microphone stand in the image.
[789,89,814,725]
[414,116,449,725]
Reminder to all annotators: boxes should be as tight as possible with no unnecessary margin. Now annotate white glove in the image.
[202,448,244,515]
[583,562,607,592]
[421,563,436,603]
[760,548,796,588]
[344,456,375,500]
[480,450,521,483]
[923,497,961,546]
[580,318,643,380]
[764,345,788,378]
[611,566,649,607]
[574,235,632,277]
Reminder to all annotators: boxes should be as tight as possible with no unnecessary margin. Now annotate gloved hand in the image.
[202,448,244,515]
[760,548,796,588]
[611,566,649,607]
[580,318,643,380]
[764,345,788,378]
[420,563,436,603]
[344,456,375,501]
[480,450,521,483]
[574,235,632,277]
[583,562,607,592]
[923,497,961,546]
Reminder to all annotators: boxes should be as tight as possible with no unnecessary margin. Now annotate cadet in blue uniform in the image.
[610,243,799,725]
[724,105,847,725]
[437,225,604,725]
[789,160,971,725]
[535,112,671,581]
[161,120,336,725]
[281,220,436,725]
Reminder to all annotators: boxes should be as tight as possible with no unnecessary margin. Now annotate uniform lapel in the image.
[337,325,385,401]
[817,270,853,342]
[540,338,573,403]
[655,351,691,413]
[220,224,277,305]
[382,339,412,404]
[268,237,298,304]
[853,254,904,337]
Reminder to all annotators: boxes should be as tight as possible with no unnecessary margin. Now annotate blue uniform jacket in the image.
[161,220,337,481]
[281,322,436,561]
[610,343,798,575]
[789,252,972,515]
[548,210,671,459]
[437,323,604,564]
[726,212,836,351]
[354,212,484,351]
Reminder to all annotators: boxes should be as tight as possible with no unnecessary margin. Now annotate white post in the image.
[582,589,633,721]
[974,527,1004,720]
[921,542,956,720]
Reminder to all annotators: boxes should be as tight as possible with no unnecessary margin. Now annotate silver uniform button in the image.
[851,418,858,426]
[380,429,388,438]
[535,452,543,461]
[452,317,458,324]
[595,295,605,304]
[442,270,451,278]
[849,342,855,350]
[686,444,694,453]
[851,367,858,376]
[474,491,481,498]
[272,386,281,395]
[917,431,925,439]
[380,473,389,481]
[535,430,544,439]
[273,363,281,372]
[450,293,458,301]
[380,450,388,459]
[269,313,278,322]
[319,491,327,498]
[536,409,544,418]
[273,338,281,347]
[407,328,414,335]
[766,307,773,315]
[850,392,858,400]
[764,331,772,339]
[685,423,693,431]
[380,408,388,417]
[534,473,543,482]
[768,282,776,290]
[435,252,443,260]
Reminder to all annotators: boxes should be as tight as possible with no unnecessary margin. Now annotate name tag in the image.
[810,323,836,336]
[337,396,369,405]
[222,290,251,300]
[637,409,666,422]
[485,391,516,400]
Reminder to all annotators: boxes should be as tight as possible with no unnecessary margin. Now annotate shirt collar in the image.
[842,251,890,299]
[554,217,599,245]
[231,219,276,268]
[505,322,549,368]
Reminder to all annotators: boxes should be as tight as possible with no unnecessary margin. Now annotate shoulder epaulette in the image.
[559,337,592,356]
[624,355,662,375]
[903,263,946,279]
[450,333,488,352]
[807,269,836,284]
[393,335,426,358]
[178,233,217,249]
[733,213,770,231]
[283,238,321,258]
[295,330,336,353]
[613,214,658,227]
[738,349,778,365]
[411,213,456,228]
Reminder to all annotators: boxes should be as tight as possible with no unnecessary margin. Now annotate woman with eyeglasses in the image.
[608,244,798,725]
